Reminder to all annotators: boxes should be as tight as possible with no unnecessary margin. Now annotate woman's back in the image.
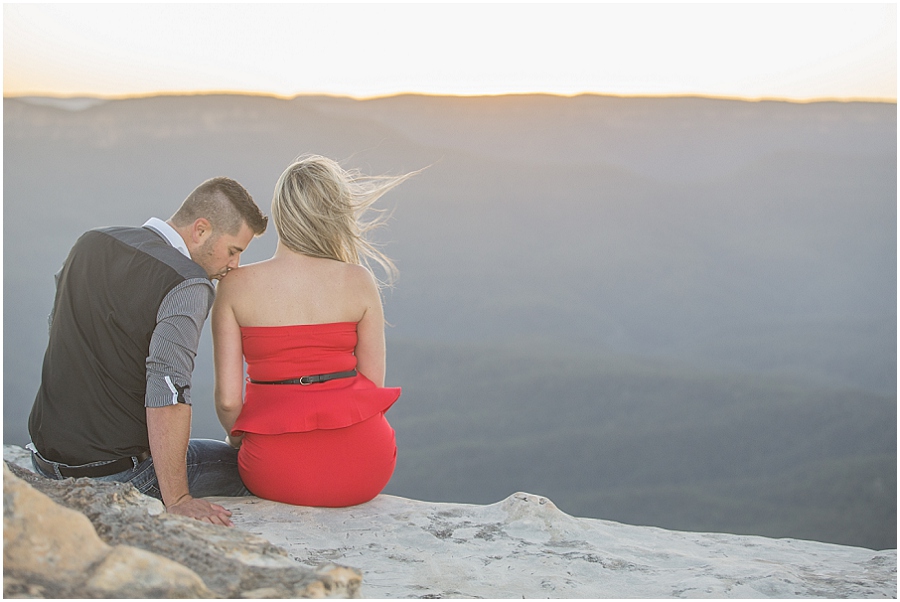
[221,250,375,327]
[214,244,387,387]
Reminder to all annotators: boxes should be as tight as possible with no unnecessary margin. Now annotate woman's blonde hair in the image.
[272,154,417,286]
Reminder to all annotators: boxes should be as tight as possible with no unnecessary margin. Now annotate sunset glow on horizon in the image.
[3,3,897,103]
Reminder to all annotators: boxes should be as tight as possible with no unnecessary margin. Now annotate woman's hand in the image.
[225,434,243,450]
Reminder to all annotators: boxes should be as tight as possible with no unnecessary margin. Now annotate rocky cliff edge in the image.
[4,444,895,598]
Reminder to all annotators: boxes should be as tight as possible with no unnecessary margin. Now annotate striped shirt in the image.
[143,218,214,408]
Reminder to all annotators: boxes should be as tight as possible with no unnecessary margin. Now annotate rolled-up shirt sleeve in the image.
[145,278,215,408]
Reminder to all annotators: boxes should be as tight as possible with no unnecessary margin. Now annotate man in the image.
[27,177,268,526]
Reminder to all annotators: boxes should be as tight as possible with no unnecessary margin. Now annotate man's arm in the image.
[147,278,232,526]
[146,404,232,526]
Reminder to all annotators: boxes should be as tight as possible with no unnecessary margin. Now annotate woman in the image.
[212,154,415,507]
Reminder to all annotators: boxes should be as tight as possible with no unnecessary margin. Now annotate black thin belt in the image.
[250,369,357,386]
[31,449,151,479]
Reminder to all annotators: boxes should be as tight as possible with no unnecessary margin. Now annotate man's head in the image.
[170,177,268,280]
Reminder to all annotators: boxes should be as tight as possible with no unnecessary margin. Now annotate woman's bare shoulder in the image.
[340,263,380,292]
[216,260,270,295]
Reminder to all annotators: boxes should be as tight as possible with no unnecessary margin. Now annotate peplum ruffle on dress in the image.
[231,322,399,507]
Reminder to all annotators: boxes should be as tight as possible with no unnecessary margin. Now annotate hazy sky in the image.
[3,3,897,101]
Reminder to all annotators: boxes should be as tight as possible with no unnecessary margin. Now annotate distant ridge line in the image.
[5,92,896,107]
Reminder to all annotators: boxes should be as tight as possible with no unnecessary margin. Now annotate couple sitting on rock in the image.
[27,155,412,526]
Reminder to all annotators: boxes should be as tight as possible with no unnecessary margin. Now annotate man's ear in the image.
[191,218,213,244]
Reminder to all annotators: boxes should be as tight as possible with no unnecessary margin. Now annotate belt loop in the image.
[27,443,63,479]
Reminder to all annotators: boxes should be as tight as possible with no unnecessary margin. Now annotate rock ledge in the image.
[5,444,895,598]
[219,488,896,598]
[3,445,360,598]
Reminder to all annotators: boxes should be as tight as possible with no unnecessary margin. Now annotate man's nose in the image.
[228,254,241,269]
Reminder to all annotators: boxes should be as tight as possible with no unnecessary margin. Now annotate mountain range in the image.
[4,93,895,549]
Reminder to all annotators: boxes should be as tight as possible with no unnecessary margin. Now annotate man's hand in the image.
[146,406,234,527]
[167,495,234,527]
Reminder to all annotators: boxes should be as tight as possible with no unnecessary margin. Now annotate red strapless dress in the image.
[231,322,400,507]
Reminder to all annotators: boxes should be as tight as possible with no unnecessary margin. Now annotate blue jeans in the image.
[29,439,250,500]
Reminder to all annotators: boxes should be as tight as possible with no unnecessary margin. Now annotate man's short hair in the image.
[172,177,268,236]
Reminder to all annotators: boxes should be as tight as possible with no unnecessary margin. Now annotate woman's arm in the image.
[354,267,387,387]
[211,279,246,446]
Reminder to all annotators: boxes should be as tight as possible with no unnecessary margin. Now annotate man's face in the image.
[195,221,255,280]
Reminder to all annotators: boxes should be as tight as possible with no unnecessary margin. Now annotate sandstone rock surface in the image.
[4,446,360,598]
[4,463,213,598]
[214,492,897,598]
[5,445,895,598]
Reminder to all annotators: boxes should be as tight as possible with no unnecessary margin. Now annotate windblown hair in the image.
[172,177,268,237]
[272,154,417,286]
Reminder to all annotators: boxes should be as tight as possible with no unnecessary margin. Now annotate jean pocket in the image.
[132,470,162,500]
[123,460,161,499]
[137,482,162,501]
